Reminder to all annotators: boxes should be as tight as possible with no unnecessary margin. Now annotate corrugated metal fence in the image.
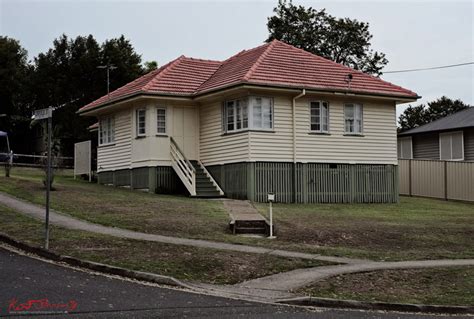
[399,159,474,202]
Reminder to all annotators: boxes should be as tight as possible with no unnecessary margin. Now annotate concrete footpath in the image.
[1,191,474,300]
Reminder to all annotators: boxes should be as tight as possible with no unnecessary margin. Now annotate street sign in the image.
[32,106,53,249]
[33,108,52,120]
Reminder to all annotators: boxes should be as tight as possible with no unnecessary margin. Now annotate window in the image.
[99,117,115,145]
[157,107,166,134]
[225,99,249,132]
[344,103,363,134]
[252,97,273,129]
[397,137,413,159]
[223,97,272,133]
[440,131,464,160]
[310,101,329,132]
[136,109,146,136]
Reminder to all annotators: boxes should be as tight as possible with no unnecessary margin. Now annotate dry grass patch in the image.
[0,204,331,284]
[299,267,474,306]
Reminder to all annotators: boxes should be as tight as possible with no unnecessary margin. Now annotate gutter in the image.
[292,89,306,203]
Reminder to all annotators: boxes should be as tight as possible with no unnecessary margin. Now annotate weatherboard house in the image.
[78,40,419,203]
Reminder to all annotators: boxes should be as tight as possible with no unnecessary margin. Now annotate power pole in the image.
[97,64,117,100]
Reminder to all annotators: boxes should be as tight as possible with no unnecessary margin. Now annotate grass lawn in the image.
[0,204,329,284]
[298,267,474,306]
[0,167,230,239]
[255,198,474,261]
[1,167,473,261]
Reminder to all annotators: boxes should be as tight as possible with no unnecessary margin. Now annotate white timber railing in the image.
[170,137,196,196]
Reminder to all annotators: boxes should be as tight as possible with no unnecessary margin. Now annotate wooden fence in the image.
[399,159,474,202]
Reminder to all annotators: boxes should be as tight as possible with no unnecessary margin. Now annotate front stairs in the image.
[169,137,224,198]
[190,161,224,198]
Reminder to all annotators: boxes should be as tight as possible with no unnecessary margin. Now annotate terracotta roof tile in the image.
[79,40,418,113]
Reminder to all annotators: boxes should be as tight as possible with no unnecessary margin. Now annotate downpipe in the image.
[292,89,306,203]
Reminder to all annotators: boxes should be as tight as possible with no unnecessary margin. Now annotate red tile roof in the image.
[79,40,418,113]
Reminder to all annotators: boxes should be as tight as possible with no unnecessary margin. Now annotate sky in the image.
[1,0,473,120]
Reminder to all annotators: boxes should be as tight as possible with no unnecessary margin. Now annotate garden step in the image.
[235,220,268,228]
[234,227,267,235]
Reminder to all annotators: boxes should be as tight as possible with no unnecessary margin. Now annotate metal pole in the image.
[45,109,52,250]
[269,201,273,237]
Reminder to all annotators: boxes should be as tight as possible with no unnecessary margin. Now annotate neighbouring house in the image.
[398,107,474,161]
[78,40,419,203]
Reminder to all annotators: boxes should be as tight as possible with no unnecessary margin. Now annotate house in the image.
[397,107,474,161]
[78,40,419,203]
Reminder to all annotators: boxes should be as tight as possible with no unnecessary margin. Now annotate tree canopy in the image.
[266,0,388,75]
[398,96,471,132]
[0,36,32,152]
[2,34,146,155]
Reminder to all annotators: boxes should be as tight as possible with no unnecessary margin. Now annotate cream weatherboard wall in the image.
[294,97,397,164]
[97,109,132,172]
[97,99,199,172]
[199,100,250,166]
[98,94,398,171]
[130,101,199,168]
[250,96,397,164]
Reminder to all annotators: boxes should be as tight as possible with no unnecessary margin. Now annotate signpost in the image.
[267,192,276,239]
[33,107,52,250]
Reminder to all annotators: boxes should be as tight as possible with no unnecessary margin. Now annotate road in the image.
[0,247,468,319]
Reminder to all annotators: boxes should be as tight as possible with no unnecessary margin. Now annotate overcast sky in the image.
[1,0,473,119]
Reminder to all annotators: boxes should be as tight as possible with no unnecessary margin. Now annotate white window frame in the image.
[250,96,273,130]
[223,96,273,133]
[310,101,329,133]
[99,116,115,146]
[136,108,146,137]
[397,137,413,159]
[156,107,167,135]
[344,103,363,135]
[439,131,464,161]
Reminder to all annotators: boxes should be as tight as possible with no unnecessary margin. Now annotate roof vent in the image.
[345,73,353,90]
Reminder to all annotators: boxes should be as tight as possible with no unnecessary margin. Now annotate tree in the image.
[266,0,388,75]
[30,34,145,156]
[144,60,158,73]
[424,96,470,123]
[398,96,471,132]
[398,104,428,132]
[0,36,33,153]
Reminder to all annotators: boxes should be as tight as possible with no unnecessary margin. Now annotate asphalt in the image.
[0,247,466,319]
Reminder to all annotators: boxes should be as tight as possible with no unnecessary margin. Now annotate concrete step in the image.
[234,227,267,235]
[235,220,268,228]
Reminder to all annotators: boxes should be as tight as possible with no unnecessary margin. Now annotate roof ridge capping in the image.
[273,40,419,97]
[243,40,277,81]
[142,55,186,91]
[196,41,273,93]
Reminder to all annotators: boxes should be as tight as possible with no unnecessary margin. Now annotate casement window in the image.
[225,99,248,132]
[397,137,413,159]
[99,117,115,145]
[439,131,464,161]
[310,101,329,133]
[344,103,363,134]
[156,107,166,134]
[223,97,272,133]
[136,109,146,136]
